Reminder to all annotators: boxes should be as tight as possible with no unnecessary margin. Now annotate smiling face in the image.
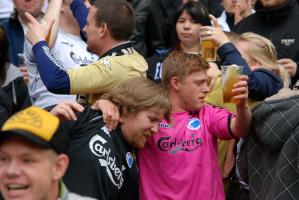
[121,109,164,149]
[176,10,202,49]
[176,71,209,112]
[0,136,63,200]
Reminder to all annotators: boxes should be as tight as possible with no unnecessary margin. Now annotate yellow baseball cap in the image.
[0,106,68,153]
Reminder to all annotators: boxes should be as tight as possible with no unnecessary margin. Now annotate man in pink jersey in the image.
[139,50,252,200]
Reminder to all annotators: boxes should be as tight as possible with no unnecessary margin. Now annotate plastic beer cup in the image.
[200,39,217,62]
[221,65,243,103]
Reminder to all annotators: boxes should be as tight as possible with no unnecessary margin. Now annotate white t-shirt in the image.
[24,28,98,108]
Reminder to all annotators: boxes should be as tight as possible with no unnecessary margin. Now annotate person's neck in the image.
[169,91,188,113]
[18,14,28,26]
[98,39,128,56]
[180,43,200,54]
[46,182,60,200]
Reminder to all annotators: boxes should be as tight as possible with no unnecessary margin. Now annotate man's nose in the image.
[5,160,22,178]
[202,82,209,93]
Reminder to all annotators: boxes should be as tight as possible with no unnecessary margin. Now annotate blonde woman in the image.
[236,32,289,87]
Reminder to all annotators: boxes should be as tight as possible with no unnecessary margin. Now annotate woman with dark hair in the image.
[0,26,31,125]
[173,0,211,53]
[147,1,211,82]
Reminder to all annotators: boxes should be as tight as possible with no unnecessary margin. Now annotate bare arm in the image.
[42,0,63,48]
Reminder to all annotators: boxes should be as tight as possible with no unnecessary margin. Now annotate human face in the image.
[13,0,44,18]
[176,11,202,49]
[0,137,61,200]
[83,6,102,55]
[176,71,209,112]
[222,0,247,13]
[121,109,164,149]
[260,0,286,7]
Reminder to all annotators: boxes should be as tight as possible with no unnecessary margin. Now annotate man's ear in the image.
[170,77,181,92]
[52,154,69,181]
[99,23,108,38]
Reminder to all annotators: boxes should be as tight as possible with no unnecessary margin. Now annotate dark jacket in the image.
[0,88,12,127]
[128,0,166,57]
[2,13,24,66]
[235,0,299,87]
[2,64,31,114]
[248,92,299,200]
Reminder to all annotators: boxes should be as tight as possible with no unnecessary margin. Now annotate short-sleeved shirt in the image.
[139,105,234,200]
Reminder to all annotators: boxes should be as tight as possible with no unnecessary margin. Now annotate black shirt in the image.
[63,107,138,200]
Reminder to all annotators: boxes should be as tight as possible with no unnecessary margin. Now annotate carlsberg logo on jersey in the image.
[89,134,124,189]
[157,135,202,154]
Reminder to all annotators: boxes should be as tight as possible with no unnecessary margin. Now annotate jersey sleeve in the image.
[67,57,127,94]
[32,41,71,94]
[204,106,235,140]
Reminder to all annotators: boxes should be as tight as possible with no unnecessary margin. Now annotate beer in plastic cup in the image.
[221,65,243,103]
[200,39,217,62]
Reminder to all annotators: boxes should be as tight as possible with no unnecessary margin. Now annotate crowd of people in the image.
[0,0,298,200]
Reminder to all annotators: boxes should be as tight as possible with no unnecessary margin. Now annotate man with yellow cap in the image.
[0,106,95,200]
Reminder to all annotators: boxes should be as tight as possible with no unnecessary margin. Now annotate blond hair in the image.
[224,31,240,45]
[162,50,210,91]
[101,78,170,119]
[238,32,289,86]
[238,32,279,74]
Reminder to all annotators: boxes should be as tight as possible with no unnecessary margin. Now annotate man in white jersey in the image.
[24,0,98,108]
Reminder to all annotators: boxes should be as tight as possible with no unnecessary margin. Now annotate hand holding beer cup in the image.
[221,65,248,106]
[198,15,230,60]
[24,12,54,45]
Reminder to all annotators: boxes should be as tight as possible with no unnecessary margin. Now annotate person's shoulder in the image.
[235,13,259,33]
[77,106,103,122]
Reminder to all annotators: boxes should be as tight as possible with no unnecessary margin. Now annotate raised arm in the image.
[25,12,72,94]
[42,0,63,48]
[199,15,283,101]
[229,75,252,138]
[65,0,89,32]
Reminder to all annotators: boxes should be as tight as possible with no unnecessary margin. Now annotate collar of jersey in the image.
[99,42,133,58]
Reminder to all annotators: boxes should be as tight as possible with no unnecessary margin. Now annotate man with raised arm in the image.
[25,0,147,104]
